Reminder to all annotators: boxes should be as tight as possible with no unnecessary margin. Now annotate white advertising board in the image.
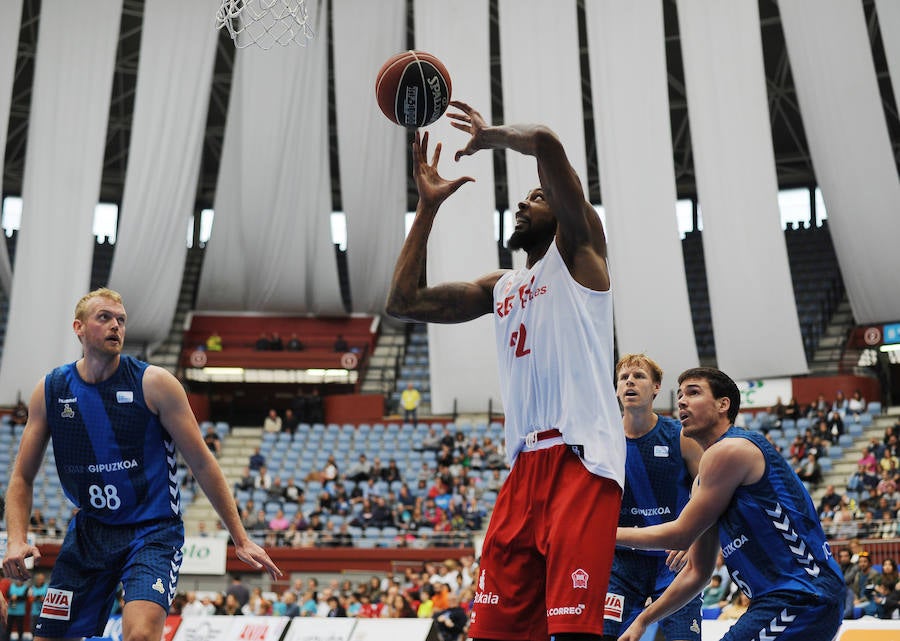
[180,536,227,575]
[282,617,357,641]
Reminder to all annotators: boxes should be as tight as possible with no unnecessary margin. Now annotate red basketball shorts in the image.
[468,443,622,641]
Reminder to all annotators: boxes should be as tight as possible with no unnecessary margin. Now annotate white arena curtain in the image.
[585,1,699,403]
[780,0,900,324]
[677,0,807,379]
[415,0,502,415]
[197,3,343,313]
[0,0,122,404]
[107,0,220,347]
[0,0,23,293]
[498,0,587,272]
[332,0,406,314]
[876,0,900,117]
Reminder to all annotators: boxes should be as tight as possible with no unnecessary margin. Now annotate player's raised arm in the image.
[386,131,503,323]
[448,100,608,291]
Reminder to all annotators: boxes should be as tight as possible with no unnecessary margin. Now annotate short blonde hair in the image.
[615,353,663,385]
[74,288,124,321]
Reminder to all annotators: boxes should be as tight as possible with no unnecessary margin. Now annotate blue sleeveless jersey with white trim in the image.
[45,356,180,524]
[619,416,691,556]
[716,427,843,601]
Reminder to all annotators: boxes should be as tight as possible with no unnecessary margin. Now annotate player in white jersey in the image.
[387,101,624,641]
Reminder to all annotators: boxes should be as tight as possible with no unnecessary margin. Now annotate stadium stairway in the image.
[182,426,261,535]
[359,322,405,409]
[807,298,855,376]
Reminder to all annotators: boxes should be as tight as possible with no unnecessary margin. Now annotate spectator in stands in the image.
[281,408,299,438]
[796,452,822,486]
[30,508,47,535]
[235,466,255,494]
[783,397,802,422]
[254,332,270,350]
[818,485,843,517]
[878,448,899,476]
[717,592,750,621]
[832,390,848,415]
[248,447,265,472]
[770,396,786,428]
[286,333,304,351]
[836,548,859,618]
[267,477,285,502]
[418,427,441,452]
[874,579,900,619]
[281,591,301,617]
[282,477,303,504]
[269,332,284,351]
[203,426,221,457]
[370,457,386,482]
[347,454,373,482]
[11,398,28,427]
[326,594,347,617]
[702,575,728,610]
[858,446,878,471]
[826,410,844,441]
[789,434,806,460]
[857,510,879,538]
[333,334,349,352]
[306,388,325,424]
[848,390,866,416]
[433,592,468,641]
[254,465,272,490]
[401,382,422,426]
[205,331,223,352]
[383,459,403,484]
[851,551,879,616]
[225,574,250,610]
[263,409,282,433]
[879,558,900,588]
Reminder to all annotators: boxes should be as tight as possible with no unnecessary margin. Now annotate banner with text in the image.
[180,536,227,575]
[735,377,793,410]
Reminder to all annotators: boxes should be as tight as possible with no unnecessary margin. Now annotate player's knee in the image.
[124,626,162,641]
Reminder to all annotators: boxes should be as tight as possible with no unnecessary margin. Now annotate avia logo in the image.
[603,593,624,622]
[41,589,73,620]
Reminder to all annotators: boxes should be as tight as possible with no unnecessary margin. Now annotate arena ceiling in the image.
[2,0,899,215]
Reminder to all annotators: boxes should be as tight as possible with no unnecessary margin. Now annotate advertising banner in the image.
[349,618,435,641]
[735,377,792,409]
[282,617,357,641]
[180,536,227,575]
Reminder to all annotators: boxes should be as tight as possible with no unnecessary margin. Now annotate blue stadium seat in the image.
[867,402,882,415]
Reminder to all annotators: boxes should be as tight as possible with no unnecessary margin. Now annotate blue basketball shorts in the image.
[35,513,184,638]
[719,591,843,641]
[603,550,701,641]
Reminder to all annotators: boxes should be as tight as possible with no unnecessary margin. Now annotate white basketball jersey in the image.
[493,241,625,488]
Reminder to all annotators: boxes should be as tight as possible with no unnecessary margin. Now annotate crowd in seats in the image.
[835,544,900,619]
[170,560,479,639]
[228,422,508,549]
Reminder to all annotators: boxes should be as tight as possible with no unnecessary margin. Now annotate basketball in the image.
[375,50,452,128]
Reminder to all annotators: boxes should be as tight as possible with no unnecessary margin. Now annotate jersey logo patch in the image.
[152,578,165,594]
[653,445,669,457]
[41,588,73,620]
[572,568,589,589]
[61,403,75,419]
[603,592,624,621]
[116,390,134,403]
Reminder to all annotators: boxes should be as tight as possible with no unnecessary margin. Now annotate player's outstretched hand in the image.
[234,540,283,580]
[447,100,490,161]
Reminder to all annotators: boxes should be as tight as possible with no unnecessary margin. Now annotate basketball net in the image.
[216,0,314,50]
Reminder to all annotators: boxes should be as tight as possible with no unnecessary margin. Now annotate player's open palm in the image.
[413,131,473,209]
[448,100,489,161]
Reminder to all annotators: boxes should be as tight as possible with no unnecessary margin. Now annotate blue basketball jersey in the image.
[619,416,691,556]
[715,427,844,601]
[45,356,180,524]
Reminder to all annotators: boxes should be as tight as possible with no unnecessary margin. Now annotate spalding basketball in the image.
[375,50,452,128]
